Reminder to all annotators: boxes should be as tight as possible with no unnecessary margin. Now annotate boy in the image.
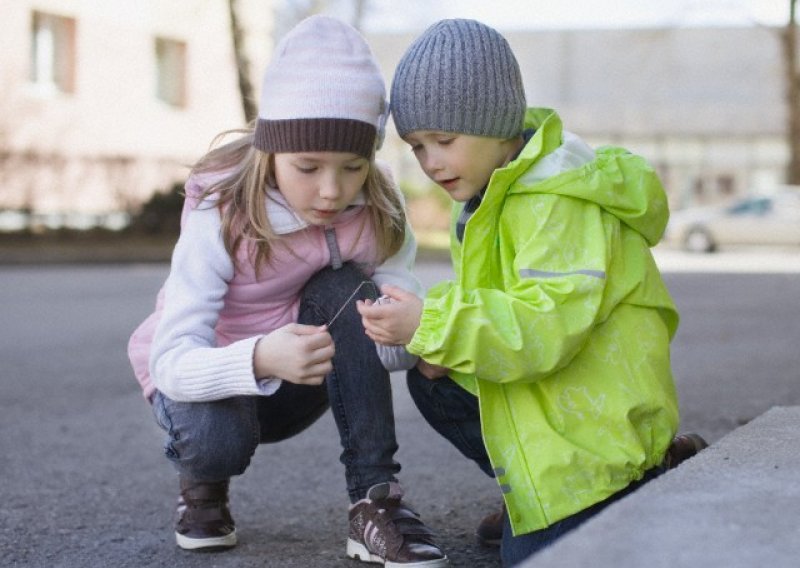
[358,18,705,567]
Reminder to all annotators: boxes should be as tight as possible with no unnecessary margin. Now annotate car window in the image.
[727,198,771,216]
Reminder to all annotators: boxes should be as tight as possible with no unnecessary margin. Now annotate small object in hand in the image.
[327,280,379,328]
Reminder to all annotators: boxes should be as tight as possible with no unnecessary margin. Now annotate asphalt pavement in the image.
[1,248,798,567]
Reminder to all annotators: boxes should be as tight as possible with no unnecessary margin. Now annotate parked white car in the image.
[664,191,800,252]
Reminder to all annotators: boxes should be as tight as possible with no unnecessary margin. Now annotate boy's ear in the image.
[374,98,389,151]
[400,133,416,147]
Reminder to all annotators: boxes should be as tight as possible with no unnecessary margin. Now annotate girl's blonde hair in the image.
[189,125,406,271]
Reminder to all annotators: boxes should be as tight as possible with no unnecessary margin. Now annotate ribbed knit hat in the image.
[390,19,526,139]
[254,15,388,158]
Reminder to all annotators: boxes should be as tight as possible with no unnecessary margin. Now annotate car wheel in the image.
[684,226,716,253]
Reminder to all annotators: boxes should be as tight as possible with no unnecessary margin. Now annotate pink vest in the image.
[127,187,380,401]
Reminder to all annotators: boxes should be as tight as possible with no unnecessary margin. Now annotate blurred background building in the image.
[372,25,788,211]
[0,0,792,232]
[0,0,273,231]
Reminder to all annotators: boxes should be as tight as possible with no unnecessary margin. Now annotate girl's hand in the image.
[254,324,334,385]
[356,284,422,346]
[416,359,450,380]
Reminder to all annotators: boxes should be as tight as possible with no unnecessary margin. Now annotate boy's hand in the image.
[356,284,422,346]
[417,359,449,380]
[254,324,334,385]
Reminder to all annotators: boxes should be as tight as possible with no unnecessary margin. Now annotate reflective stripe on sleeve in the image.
[519,268,606,279]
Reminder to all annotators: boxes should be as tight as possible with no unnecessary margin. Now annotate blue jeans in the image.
[152,263,400,502]
[406,367,664,567]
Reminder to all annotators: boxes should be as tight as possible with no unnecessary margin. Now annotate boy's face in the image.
[403,131,523,202]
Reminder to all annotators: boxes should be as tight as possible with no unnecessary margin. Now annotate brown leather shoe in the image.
[475,502,505,547]
[347,482,448,566]
[664,433,708,469]
[175,477,237,551]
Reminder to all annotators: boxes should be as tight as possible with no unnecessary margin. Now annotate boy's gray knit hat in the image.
[390,19,526,139]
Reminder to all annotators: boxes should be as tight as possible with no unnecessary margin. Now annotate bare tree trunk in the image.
[274,0,327,42]
[782,0,800,184]
[352,0,367,31]
[228,0,259,124]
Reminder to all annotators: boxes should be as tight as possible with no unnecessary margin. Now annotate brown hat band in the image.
[254,117,376,158]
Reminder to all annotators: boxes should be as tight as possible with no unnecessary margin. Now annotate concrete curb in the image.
[523,405,800,568]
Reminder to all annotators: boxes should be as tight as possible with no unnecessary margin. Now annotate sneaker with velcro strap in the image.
[347,482,448,567]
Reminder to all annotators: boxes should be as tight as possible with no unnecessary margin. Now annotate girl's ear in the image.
[266,153,277,188]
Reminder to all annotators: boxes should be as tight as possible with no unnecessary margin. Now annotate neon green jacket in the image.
[407,108,680,535]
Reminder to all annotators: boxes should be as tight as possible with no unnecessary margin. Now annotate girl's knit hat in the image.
[254,15,388,158]
[390,19,526,139]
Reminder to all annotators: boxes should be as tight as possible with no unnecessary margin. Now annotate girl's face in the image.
[403,131,523,202]
[273,152,370,225]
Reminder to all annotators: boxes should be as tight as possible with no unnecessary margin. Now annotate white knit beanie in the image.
[253,15,388,158]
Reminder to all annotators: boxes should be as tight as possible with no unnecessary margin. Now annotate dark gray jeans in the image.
[152,263,400,502]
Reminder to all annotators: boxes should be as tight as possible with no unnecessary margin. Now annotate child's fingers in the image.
[356,299,388,319]
[304,361,333,382]
[378,284,402,300]
[286,323,328,335]
[363,323,394,345]
[363,328,384,344]
[308,341,335,363]
[360,317,378,336]
[355,299,374,316]
[379,284,416,302]
[363,325,381,341]
[287,325,332,346]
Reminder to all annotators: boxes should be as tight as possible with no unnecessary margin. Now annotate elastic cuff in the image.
[407,302,442,356]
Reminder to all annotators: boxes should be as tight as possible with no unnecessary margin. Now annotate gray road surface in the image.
[1,255,798,567]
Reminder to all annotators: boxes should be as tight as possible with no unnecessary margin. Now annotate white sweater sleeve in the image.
[149,205,280,401]
[371,222,422,371]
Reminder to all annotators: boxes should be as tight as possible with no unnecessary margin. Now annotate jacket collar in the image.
[507,108,564,175]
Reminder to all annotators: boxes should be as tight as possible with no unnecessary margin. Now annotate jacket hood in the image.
[504,108,670,246]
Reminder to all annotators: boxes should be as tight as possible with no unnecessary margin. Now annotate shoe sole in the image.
[346,538,449,567]
[175,529,237,551]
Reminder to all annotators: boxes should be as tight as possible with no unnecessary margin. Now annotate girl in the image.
[127,16,447,567]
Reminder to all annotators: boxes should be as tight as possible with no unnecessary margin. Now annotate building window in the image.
[155,37,187,107]
[716,174,735,197]
[30,11,76,94]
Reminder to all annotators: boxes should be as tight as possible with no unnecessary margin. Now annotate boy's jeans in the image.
[152,264,400,503]
[406,366,664,567]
